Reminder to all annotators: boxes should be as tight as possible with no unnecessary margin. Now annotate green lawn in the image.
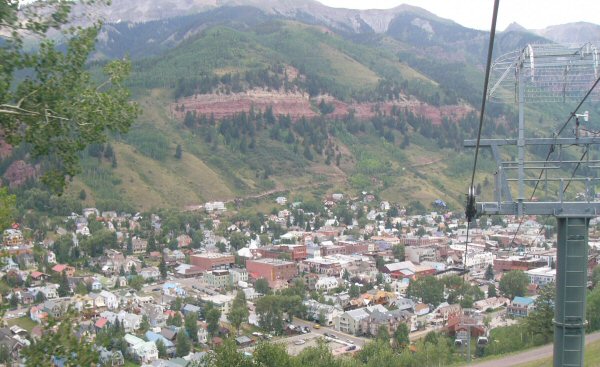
[515,339,600,367]
[6,316,37,333]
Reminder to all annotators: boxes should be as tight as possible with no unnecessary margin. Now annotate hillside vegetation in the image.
[5,7,596,212]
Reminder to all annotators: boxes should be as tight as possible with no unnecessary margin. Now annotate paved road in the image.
[470,331,600,367]
[292,317,370,347]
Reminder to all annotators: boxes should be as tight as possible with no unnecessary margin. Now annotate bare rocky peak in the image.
[532,22,600,44]
[73,0,443,33]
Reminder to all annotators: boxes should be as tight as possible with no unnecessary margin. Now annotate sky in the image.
[315,0,600,31]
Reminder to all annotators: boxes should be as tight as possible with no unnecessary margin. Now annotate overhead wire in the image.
[464,0,500,273]
[508,74,600,246]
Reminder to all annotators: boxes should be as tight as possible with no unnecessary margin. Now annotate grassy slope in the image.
[68,21,505,211]
[514,339,600,367]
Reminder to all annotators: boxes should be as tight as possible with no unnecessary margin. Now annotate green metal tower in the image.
[465,42,600,367]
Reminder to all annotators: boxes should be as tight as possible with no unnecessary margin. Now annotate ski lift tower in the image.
[465,42,600,367]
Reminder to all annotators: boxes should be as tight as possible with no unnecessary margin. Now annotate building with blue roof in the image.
[507,296,535,317]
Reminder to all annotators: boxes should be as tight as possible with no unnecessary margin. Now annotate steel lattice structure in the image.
[489,43,600,103]
[465,42,600,367]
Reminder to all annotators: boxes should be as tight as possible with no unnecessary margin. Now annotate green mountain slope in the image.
[8,11,590,213]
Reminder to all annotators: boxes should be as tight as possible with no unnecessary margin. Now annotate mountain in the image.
[4,2,597,213]
[532,22,600,44]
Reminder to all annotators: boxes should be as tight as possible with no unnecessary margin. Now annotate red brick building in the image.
[257,244,307,261]
[494,256,546,272]
[246,258,298,287]
[190,253,235,271]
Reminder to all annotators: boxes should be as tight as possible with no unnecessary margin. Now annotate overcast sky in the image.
[315,0,599,30]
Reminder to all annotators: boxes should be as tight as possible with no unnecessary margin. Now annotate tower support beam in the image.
[554,216,589,367]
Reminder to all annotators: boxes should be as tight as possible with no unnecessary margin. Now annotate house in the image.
[507,296,536,318]
[124,334,158,364]
[141,304,166,328]
[99,290,118,309]
[30,305,48,324]
[0,328,26,361]
[303,300,343,326]
[235,335,254,347]
[51,264,75,277]
[38,285,59,300]
[176,234,192,248]
[98,347,125,367]
[414,303,430,316]
[42,299,70,318]
[359,309,414,337]
[145,331,175,354]
[276,197,287,206]
[333,304,388,335]
[315,276,340,291]
[139,267,160,280]
[94,317,109,333]
[20,291,34,305]
[3,229,24,246]
[131,237,148,254]
[473,297,509,312]
[47,252,57,264]
[100,311,142,333]
[182,304,201,319]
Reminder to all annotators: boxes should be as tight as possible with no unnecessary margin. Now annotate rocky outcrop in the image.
[3,160,40,188]
[173,89,473,125]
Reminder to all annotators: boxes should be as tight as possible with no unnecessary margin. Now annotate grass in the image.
[513,339,600,367]
[6,316,37,333]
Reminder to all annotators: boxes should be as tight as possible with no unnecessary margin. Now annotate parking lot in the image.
[281,331,357,356]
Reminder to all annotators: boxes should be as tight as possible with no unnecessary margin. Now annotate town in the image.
[1,192,599,366]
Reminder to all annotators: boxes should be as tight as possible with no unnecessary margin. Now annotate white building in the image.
[315,276,339,291]
[526,266,556,286]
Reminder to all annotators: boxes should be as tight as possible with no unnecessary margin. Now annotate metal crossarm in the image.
[464,42,600,367]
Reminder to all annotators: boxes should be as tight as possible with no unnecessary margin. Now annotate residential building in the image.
[3,229,24,246]
[190,253,235,271]
[124,334,158,364]
[204,270,231,289]
[507,296,536,318]
[131,237,148,254]
[139,267,160,280]
[246,258,298,288]
[359,309,414,337]
[303,300,342,326]
[526,266,556,286]
[51,264,75,277]
[333,304,388,335]
[229,268,248,285]
[315,276,340,291]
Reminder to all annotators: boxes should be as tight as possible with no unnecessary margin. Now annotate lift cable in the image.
[464,0,500,273]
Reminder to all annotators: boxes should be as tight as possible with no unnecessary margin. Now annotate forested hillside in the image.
[3,3,596,213]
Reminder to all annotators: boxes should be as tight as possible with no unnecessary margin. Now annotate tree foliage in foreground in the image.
[0,0,139,192]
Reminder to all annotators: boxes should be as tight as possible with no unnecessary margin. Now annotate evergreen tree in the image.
[185,312,199,342]
[206,307,222,338]
[175,144,183,159]
[175,331,191,357]
[485,264,495,281]
[127,236,133,255]
[488,284,497,298]
[159,258,168,280]
[58,270,70,297]
[156,339,167,358]
[79,189,87,201]
[393,323,410,350]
